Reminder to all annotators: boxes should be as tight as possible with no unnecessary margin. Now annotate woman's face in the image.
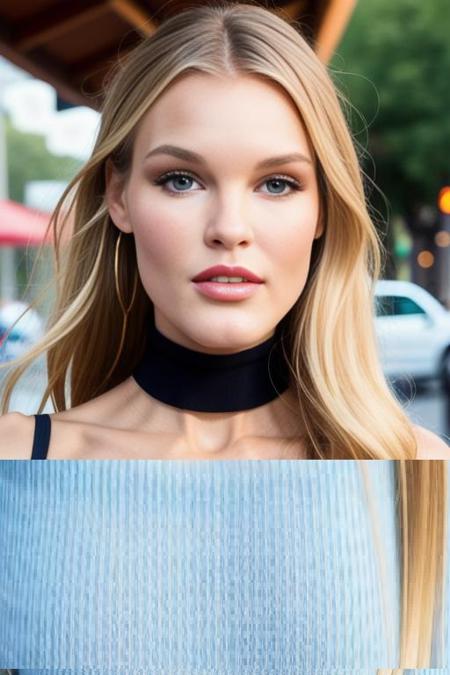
[107,73,323,353]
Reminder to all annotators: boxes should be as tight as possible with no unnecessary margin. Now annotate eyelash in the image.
[152,169,304,197]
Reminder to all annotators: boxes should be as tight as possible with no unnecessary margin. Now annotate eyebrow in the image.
[144,144,313,168]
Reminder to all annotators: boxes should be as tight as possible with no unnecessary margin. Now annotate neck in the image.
[127,317,302,456]
[126,375,301,457]
[132,318,291,413]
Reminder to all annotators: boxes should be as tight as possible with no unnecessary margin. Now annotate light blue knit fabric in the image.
[0,460,446,670]
[14,672,450,675]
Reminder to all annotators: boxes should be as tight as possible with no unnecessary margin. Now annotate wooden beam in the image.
[109,0,157,35]
[0,43,89,108]
[0,16,99,108]
[67,32,136,78]
[14,0,112,52]
[315,0,357,63]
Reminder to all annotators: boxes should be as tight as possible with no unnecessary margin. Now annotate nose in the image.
[204,198,255,250]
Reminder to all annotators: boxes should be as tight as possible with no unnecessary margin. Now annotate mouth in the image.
[192,266,264,284]
[204,276,253,283]
[192,278,263,301]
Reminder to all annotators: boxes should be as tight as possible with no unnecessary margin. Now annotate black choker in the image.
[131,320,291,412]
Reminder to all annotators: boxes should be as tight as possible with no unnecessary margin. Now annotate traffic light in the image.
[438,186,450,215]
[436,185,450,252]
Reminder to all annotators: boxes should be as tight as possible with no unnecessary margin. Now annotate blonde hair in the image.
[0,1,447,666]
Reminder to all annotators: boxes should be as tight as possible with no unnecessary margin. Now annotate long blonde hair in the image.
[0,2,447,666]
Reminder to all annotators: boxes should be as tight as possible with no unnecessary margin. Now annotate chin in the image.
[188,324,275,353]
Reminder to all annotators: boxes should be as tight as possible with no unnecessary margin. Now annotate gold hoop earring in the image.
[114,230,138,315]
[102,231,139,386]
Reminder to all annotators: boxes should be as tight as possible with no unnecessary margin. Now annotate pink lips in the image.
[192,265,263,283]
[191,264,264,302]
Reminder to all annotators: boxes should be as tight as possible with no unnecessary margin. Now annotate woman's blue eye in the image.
[167,173,196,191]
[153,171,198,193]
[263,178,296,194]
[153,171,303,196]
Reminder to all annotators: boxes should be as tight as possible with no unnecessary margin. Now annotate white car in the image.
[0,301,44,363]
[374,280,450,393]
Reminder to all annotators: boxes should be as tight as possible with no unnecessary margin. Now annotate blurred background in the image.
[0,0,449,442]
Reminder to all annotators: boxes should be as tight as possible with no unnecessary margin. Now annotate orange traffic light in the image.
[438,186,450,214]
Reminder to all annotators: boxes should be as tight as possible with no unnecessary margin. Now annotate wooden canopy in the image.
[0,0,356,110]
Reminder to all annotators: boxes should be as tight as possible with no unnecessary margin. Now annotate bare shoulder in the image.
[0,412,36,459]
[413,424,450,459]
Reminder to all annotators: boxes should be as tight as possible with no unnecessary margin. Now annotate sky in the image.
[0,56,100,161]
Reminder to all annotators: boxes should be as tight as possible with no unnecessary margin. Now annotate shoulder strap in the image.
[31,413,51,459]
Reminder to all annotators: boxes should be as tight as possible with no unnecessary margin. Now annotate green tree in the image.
[331,0,450,220]
[5,116,82,203]
[3,117,82,306]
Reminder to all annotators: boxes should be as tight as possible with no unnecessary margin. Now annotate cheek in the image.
[125,200,192,308]
[128,199,189,273]
[265,203,319,278]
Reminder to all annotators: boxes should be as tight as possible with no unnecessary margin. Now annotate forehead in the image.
[133,73,313,158]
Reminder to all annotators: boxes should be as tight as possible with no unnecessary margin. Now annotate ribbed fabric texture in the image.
[0,460,444,670]
[12,671,450,675]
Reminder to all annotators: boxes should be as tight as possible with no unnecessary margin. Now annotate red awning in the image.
[0,199,52,246]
